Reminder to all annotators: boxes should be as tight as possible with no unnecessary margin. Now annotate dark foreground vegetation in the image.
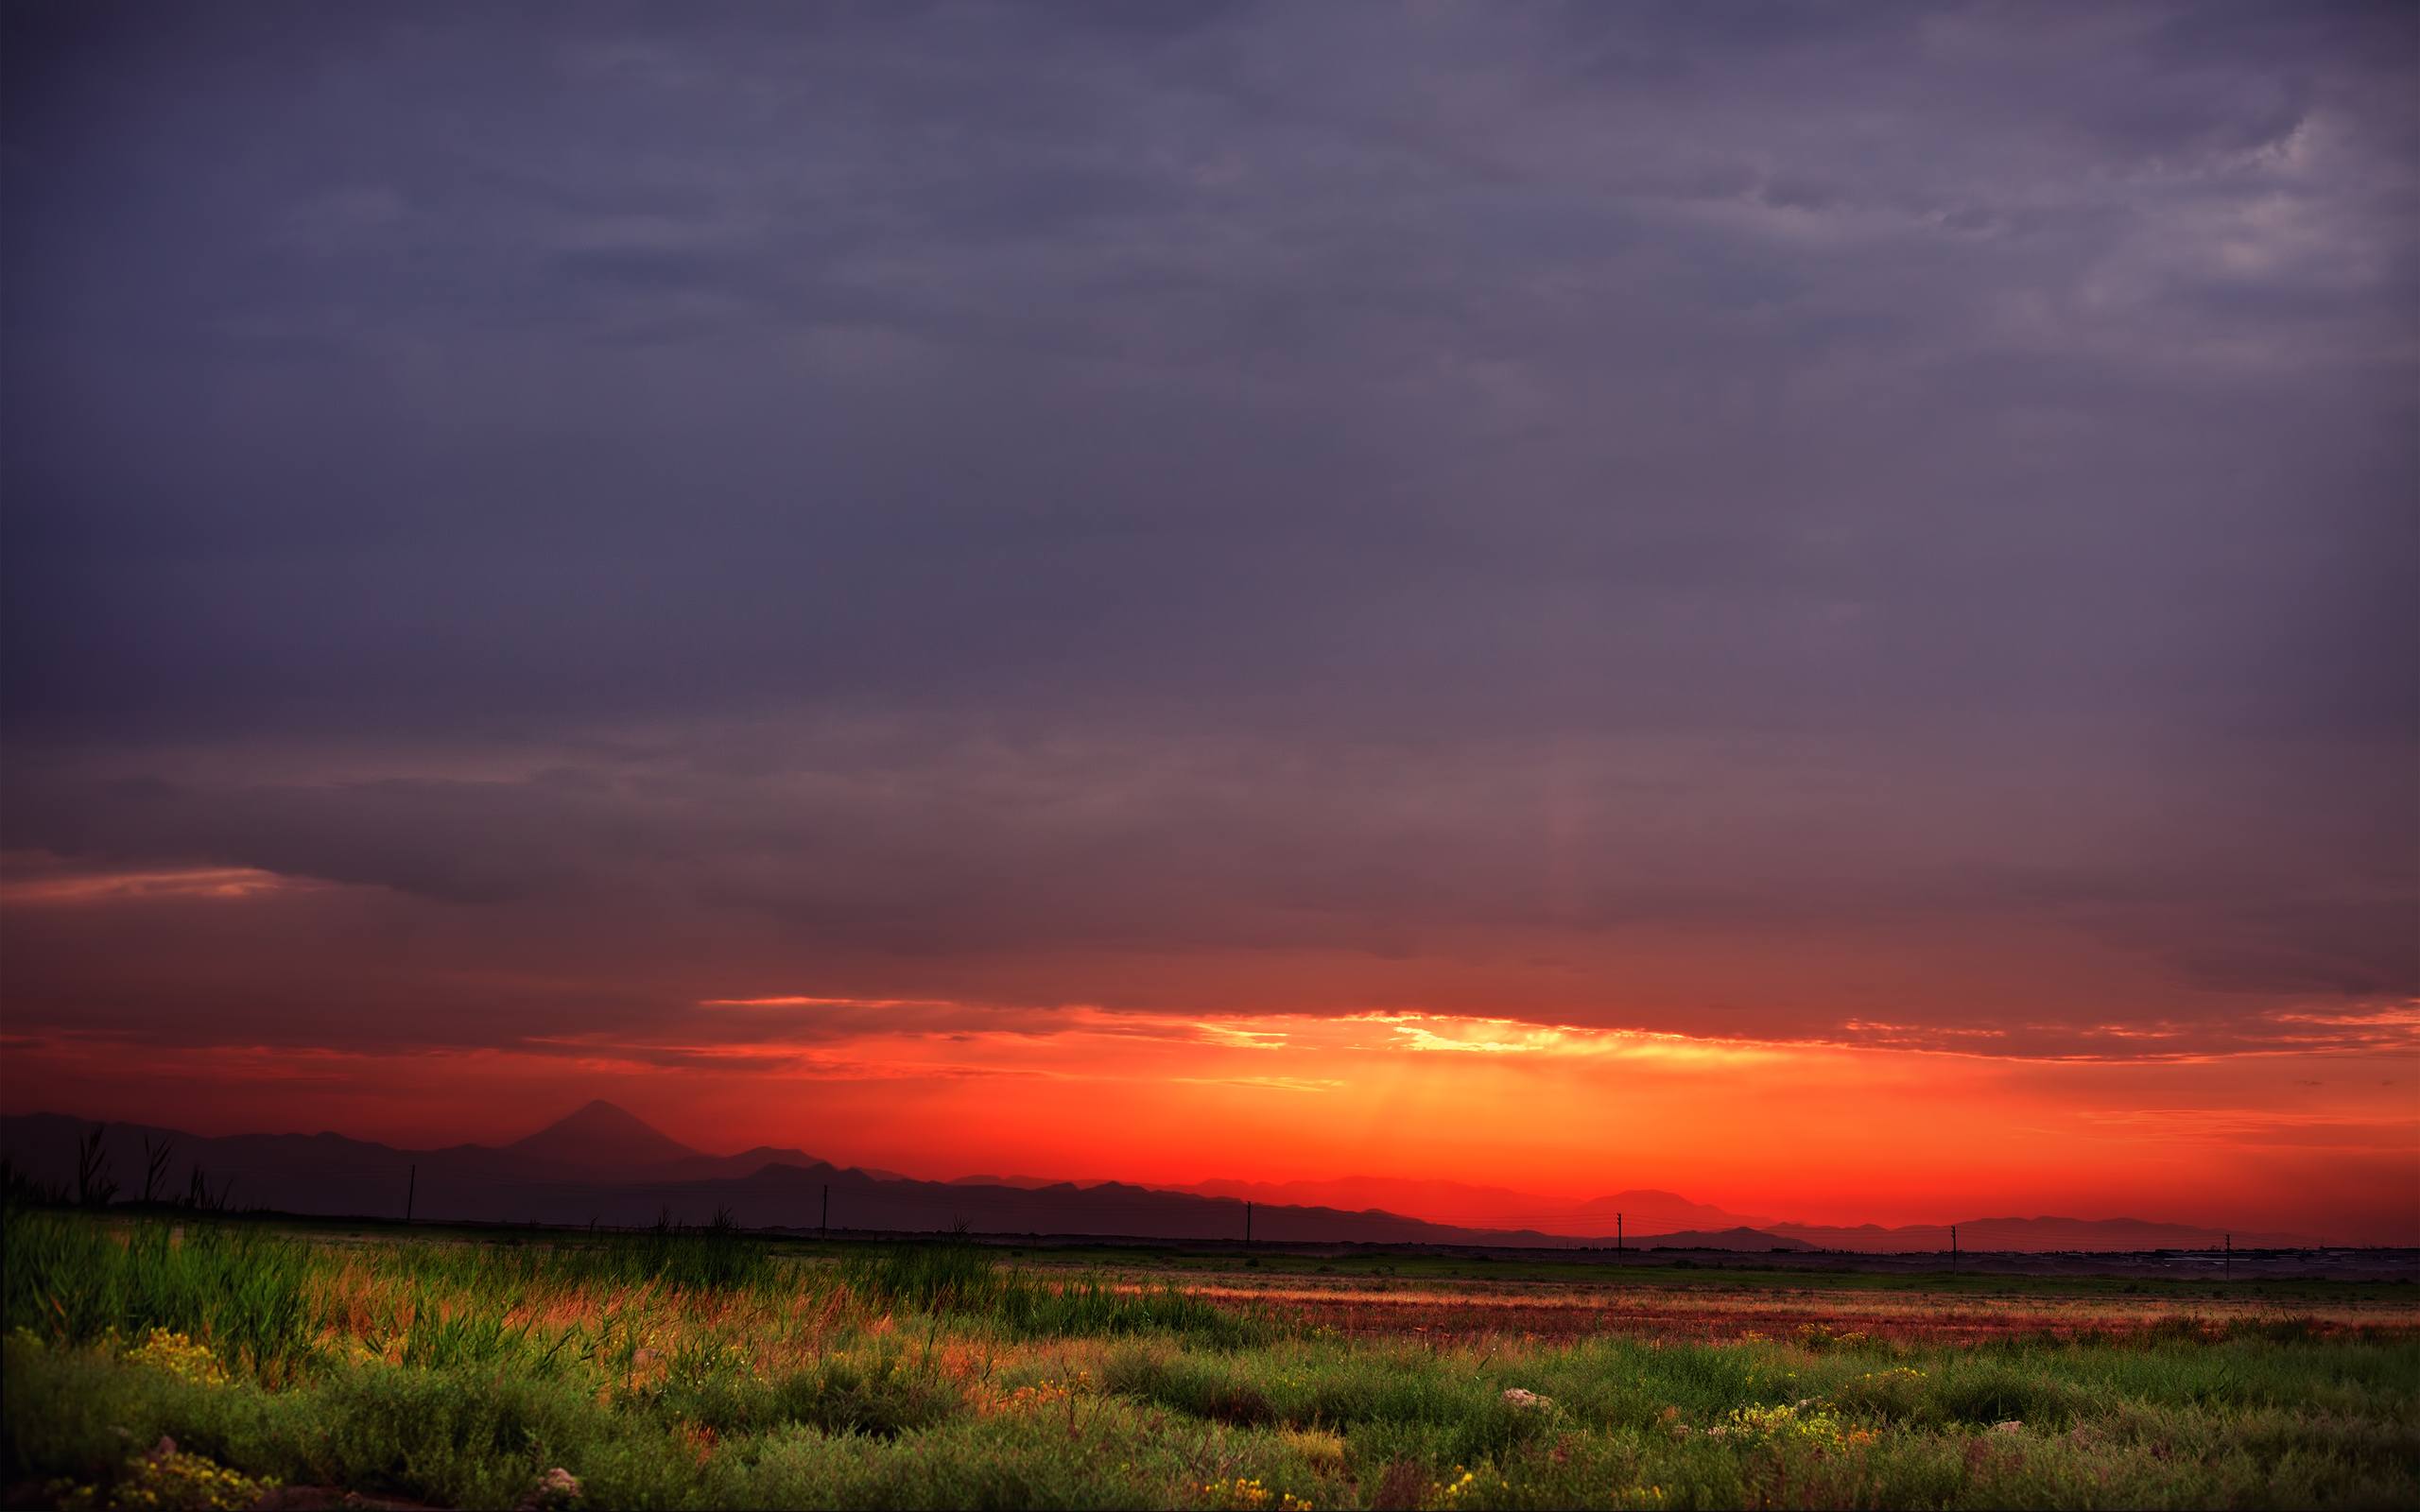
[4,1206,2415,1509]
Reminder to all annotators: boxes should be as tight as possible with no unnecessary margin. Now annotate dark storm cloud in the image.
[3,2,2413,1055]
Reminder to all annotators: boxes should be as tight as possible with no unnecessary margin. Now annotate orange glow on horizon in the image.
[5,1000,2412,1243]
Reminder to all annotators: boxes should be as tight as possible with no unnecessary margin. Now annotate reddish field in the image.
[1156,1274,2420,1346]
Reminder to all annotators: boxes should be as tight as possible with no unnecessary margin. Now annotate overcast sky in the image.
[3,2,2414,1181]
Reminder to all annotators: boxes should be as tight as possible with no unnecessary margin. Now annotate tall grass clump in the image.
[2,1209,314,1372]
[838,1232,1265,1344]
[993,1273,1269,1346]
[374,1210,774,1297]
[839,1230,1005,1313]
[567,1209,771,1293]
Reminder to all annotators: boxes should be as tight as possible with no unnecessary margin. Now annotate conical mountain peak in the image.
[505,1098,700,1172]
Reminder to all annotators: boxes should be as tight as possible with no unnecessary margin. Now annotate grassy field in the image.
[4,1207,2416,1510]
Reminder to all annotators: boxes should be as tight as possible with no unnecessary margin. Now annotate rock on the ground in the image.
[514,1467,584,1511]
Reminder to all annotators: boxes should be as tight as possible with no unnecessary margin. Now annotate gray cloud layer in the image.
[4,2,2413,1057]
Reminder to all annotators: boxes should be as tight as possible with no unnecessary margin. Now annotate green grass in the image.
[325,1215,777,1297]
[2,1210,318,1375]
[840,1232,1270,1347]
[3,1206,2414,1509]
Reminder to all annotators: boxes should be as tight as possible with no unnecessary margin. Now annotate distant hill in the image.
[1571,1191,1778,1232]
[1768,1216,2316,1253]
[1160,1176,1768,1234]
[1639,1227,1814,1251]
[0,1105,2313,1251]
[1162,1182,2318,1255]
[0,1107,1586,1246]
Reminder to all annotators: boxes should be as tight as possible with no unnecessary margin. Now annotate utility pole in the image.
[1245,1200,1253,1245]
[821,1183,829,1233]
[1616,1212,1623,1255]
[2224,1233,2231,1280]
[405,1164,416,1225]
[1950,1224,1958,1270]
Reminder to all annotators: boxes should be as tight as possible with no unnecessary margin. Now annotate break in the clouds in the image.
[3,1,2414,1085]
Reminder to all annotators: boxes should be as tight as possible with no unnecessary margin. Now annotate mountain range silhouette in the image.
[0,1101,2314,1251]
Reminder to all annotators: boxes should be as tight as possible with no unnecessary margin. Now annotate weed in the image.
[74,1128,118,1210]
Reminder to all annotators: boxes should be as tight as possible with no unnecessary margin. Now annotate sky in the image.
[2,2,2414,1240]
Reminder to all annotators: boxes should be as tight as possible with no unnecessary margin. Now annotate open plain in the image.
[6,1208,2416,1510]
